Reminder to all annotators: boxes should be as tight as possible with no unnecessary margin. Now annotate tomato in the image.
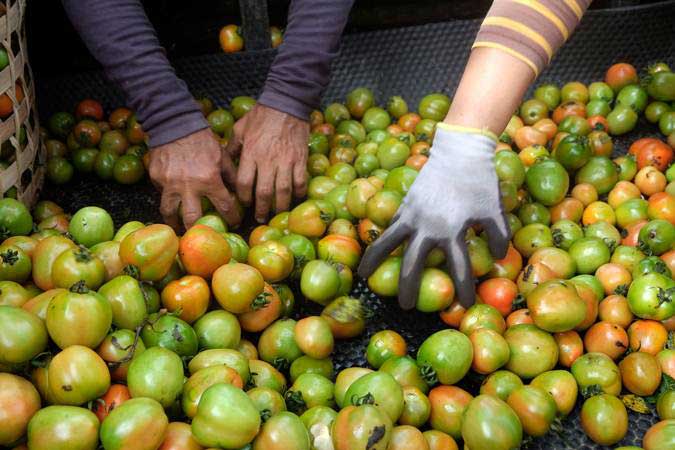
[257,319,302,372]
[219,24,243,52]
[518,98,546,125]
[93,384,130,423]
[344,371,403,422]
[568,237,610,274]
[468,328,509,375]
[91,241,124,281]
[418,93,450,121]
[597,295,633,329]
[416,329,472,386]
[0,280,29,308]
[334,367,373,409]
[73,119,101,147]
[639,219,675,256]
[489,244,523,280]
[504,324,557,379]
[97,275,146,330]
[100,397,168,450]
[580,394,628,446]
[524,159,569,206]
[160,275,209,324]
[210,262,263,314]
[48,111,76,138]
[363,329,405,369]
[627,273,675,320]
[50,247,105,290]
[616,84,648,113]
[619,351,662,397]
[289,355,333,383]
[126,346,184,408]
[297,259,339,305]
[657,391,675,420]
[571,352,621,396]
[459,304,505,336]
[0,198,32,238]
[375,357,427,397]
[461,395,522,450]
[660,111,675,135]
[288,200,334,238]
[27,405,99,450]
[320,295,365,339]
[423,430,458,450]
[512,223,553,258]
[530,370,578,417]
[504,385,555,438]
[158,422,203,450]
[604,62,638,91]
[113,154,145,184]
[20,288,60,321]
[285,373,334,415]
[583,321,628,360]
[376,137,410,170]
[181,365,243,419]
[533,83,561,109]
[118,224,178,281]
[289,316,333,362]
[477,370,522,403]
[643,419,675,450]
[251,411,309,449]
[141,312,198,356]
[0,373,41,446]
[107,107,132,129]
[47,284,112,349]
[97,329,146,382]
[48,345,110,405]
[365,189,401,228]
[332,403,392,450]
[628,319,668,355]
[178,225,231,279]
[635,140,673,172]
[649,192,675,225]
[476,278,516,316]
[611,245,645,274]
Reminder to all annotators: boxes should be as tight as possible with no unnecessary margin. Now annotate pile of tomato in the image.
[1,61,675,450]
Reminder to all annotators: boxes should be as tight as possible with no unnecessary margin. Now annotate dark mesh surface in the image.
[36,2,675,449]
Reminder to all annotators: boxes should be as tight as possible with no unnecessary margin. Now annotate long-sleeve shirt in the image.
[474,0,592,77]
[62,0,355,147]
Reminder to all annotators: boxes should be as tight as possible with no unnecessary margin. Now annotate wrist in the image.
[258,88,314,122]
[436,122,498,143]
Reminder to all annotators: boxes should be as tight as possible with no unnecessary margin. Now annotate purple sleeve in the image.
[62,0,208,147]
[258,0,356,121]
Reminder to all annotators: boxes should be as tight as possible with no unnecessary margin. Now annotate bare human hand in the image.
[226,104,309,222]
[148,128,241,230]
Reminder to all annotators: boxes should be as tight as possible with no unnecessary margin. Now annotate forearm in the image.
[258,0,356,120]
[62,0,207,147]
[444,0,592,135]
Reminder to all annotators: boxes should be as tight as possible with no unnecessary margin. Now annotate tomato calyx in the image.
[284,389,306,414]
[272,357,289,372]
[251,291,271,311]
[260,408,272,422]
[30,351,52,368]
[580,384,603,399]
[74,246,93,262]
[0,248,19,265]
[655,286,675,307]
[420,363,438,387]
[0,226,10,241]
[69,279,90,294]
[512,293,526,311]
[613,284,629,296]
[352,392,375,406]
[123,264,140,279]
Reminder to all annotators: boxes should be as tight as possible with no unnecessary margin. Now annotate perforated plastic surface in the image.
[36,2,675,449]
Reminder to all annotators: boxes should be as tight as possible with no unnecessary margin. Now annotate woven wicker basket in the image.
[0,0,43,206]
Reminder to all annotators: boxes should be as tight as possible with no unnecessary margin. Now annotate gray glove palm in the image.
[357,126,510,310]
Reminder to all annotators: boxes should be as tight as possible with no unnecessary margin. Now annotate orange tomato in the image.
[608,181,641,209]
[648,192,675,224]
[439,301,466,328]
[398,113,421,132]
[605,62,638,92]
[405,154,427,170]
[582,201,615,226]
[571,183,598,206]
[514,126,547,150]
[554,330,584,367]
[635,166,667,196]
[552,101,586,124]
[358,218,384,245]
[583,321,628,360]
[635,139,673,171]
[574,282,599,331]
[598,294,634,329]
[587,115,609,132]
[628,320,668,355]
[93,384,130,422]
[219,24,244,53]
[428,385,473,439]
[411,141,430,156]
[179,224,231,279]
[237,283,282,332]
[532,118,557,140]
[75,99,104,121]
[161,275,211,324]
[387,124,404,136]
[595,263,632,296]
[0,83,24,118]
[506,308,534,327]
[550,197,584,222]
[477,278,518,317]
[621,220,648,247]
[660,249,675,276]
[158,422,204,450]
[588,130,613,157]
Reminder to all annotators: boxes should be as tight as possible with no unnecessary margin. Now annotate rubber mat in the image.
[36,2,675,449]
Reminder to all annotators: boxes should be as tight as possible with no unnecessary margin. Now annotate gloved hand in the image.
[357,124,510,310]
[226,104,309,223]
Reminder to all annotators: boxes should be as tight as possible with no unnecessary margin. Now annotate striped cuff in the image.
[473,0,592,77]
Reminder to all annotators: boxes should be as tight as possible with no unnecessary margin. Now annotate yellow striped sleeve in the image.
[482,16,554,61]
[511,0,570,40]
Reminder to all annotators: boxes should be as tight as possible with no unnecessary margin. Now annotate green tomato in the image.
[616,84,648,113]
[377,137,410,170]
[607,104,638,135]
[575,156,618,195]
[627,272,675,320]
[141,313,198,357]
[0,198,32,237]
[418,93,451,121]
[588,81,614,102]
[127,347,184,408]
[28,406,99,450]
[525,159,569,206]
[344,371,404,422]
[534,83,561,110]
[586,100,611,118]
[362,107,391,132]
[646,101,672,124]
[461,395,522,450]
[68,206,114,247]
[416,329,472,385]
[194,310,241,350]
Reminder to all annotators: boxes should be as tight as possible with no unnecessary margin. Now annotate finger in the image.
[480,213,511,260]
[159,190,181,231]
[180,192,203,230]
[445,233,476,309]
[293,160,308,199]
[275,166,293,213]
[254,166,275,223]
[398,234,435,310]
[225,119,245,158]
[220,148,238,187]
[236,153,256,206]
[357,220,410,279]
[206,181,243,227]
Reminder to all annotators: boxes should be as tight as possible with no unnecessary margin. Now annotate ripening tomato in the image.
[628,320,668,355]
[439,301,466,328]
[119,224,179,282]
[0,373,41,446]
[179,225,231,279]
[489,244,523,280]
[317,234,361,269]
[619,351,662,396]
[477,278,518,317]
[605,62,638,92]
[161,275,210,324]
[583,321,628,360]
[48,345,111,405]
[93,384,130,422]
[219,24,243,53]
[212,263,265,314]
[238,283,282,333]
[553,330,583,367]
